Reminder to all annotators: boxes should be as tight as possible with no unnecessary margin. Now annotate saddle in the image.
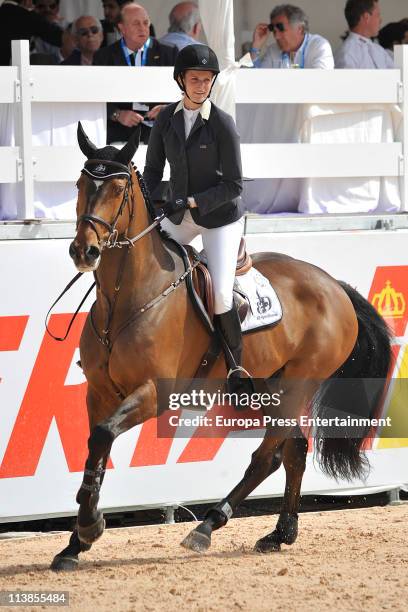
[185,237,252,324]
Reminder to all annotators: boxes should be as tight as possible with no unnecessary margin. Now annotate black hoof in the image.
[254,534,281,553]
[181,528,211,553]
[77,513,105,545]
[50,554,79,572]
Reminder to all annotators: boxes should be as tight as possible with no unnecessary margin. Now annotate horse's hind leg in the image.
[255,430,308,553]
[181,435,285,553]
[181,377,315,553]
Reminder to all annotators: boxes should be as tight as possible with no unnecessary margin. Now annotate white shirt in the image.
[334,32,394,69]
[183,107,200,139]
[125,44,144,66]
[255,33,334,69]
[174,98,212,139]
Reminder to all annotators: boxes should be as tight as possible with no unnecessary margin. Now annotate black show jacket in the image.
[143,100,244,229]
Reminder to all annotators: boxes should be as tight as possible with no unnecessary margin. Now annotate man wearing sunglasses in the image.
[250,4,334,69]
[334,0,393,69]
[31,0,69,62]
[61,16,104,65]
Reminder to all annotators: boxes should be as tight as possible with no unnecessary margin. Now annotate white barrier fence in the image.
[0,41,407,218]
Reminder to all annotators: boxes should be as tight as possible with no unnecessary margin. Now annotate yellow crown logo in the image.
[372,280,406,319]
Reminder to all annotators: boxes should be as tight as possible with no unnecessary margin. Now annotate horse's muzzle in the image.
[69,241,101,271]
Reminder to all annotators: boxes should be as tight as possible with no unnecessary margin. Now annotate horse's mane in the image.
[135,169,160,224]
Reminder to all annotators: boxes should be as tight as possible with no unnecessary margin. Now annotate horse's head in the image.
[69,122,140,272]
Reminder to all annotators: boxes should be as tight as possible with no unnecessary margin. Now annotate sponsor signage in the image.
[1,235,408,520]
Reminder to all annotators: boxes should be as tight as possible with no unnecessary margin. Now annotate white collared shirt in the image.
[255,32,334,69]
[174,98,212,140]
[125,44,143,66]
[334,32,394,69]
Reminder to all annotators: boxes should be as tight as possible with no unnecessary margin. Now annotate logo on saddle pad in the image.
[234,268,282,333]
[256,290,272,315]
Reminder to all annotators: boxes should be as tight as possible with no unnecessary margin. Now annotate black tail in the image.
[312,281,393,481]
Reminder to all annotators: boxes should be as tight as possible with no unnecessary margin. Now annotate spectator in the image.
[378,20,408,59]
[93,2,177,145]
[400,18,408,40]
[33,0,64,25]
[250,4,334,69]
[159,2,202,51]
[61,16,104,65]
[31,0,69,63]
[101,0,131,46]
[0,0,66,66]
[335,0,393,68]
[101,0,155,47]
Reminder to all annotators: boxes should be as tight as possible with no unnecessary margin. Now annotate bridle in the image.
[78,158,164,249]
[45,158,198,350]
[78,158,134,249]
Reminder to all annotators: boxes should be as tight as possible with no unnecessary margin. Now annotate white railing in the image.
[0,40,407,219]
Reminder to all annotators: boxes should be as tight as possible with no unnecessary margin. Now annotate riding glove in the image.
[162,198,190,216]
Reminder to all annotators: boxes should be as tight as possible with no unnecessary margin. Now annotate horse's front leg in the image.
[51,380,157,571]
[76,379,157,545]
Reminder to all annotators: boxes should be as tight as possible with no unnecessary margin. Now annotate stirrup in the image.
[227,366,252,379]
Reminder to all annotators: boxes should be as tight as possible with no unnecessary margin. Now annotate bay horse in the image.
[51,123,392,571]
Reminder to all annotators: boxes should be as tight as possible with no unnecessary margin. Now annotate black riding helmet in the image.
[173,44,220,101]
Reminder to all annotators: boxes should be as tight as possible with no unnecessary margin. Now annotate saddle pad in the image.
[235,267,282,333]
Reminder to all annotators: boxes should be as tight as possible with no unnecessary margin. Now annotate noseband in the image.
[77,159,133,248]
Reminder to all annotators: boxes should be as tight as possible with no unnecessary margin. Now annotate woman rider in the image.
[143,43,251,398]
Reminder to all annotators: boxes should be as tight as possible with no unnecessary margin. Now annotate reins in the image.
[45,162,198,347]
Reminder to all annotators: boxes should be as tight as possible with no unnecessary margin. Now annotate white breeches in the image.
[161,211,244,314]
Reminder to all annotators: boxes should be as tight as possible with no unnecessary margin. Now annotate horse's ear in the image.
[115,125,141,166]
[77,121,98,159]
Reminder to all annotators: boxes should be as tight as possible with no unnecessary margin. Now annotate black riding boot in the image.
[215,306,254,409]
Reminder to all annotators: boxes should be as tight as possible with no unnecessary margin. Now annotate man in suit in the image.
[0,0,65,66]
[101,0,156,47]
[93,2,178,144]
[61,16,104,65]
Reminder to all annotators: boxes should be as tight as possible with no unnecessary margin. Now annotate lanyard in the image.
[282,33,309,69]
[120,37,150,66]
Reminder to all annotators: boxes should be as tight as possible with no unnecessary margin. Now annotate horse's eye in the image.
[114,185,125,196]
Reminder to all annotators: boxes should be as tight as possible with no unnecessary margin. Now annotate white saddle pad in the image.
[234,267,283,333]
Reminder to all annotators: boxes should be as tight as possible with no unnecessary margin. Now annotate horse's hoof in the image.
[50,554,79,572]
[181,528,211,553]
[254,535,281,553]
[77,514,105,545]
